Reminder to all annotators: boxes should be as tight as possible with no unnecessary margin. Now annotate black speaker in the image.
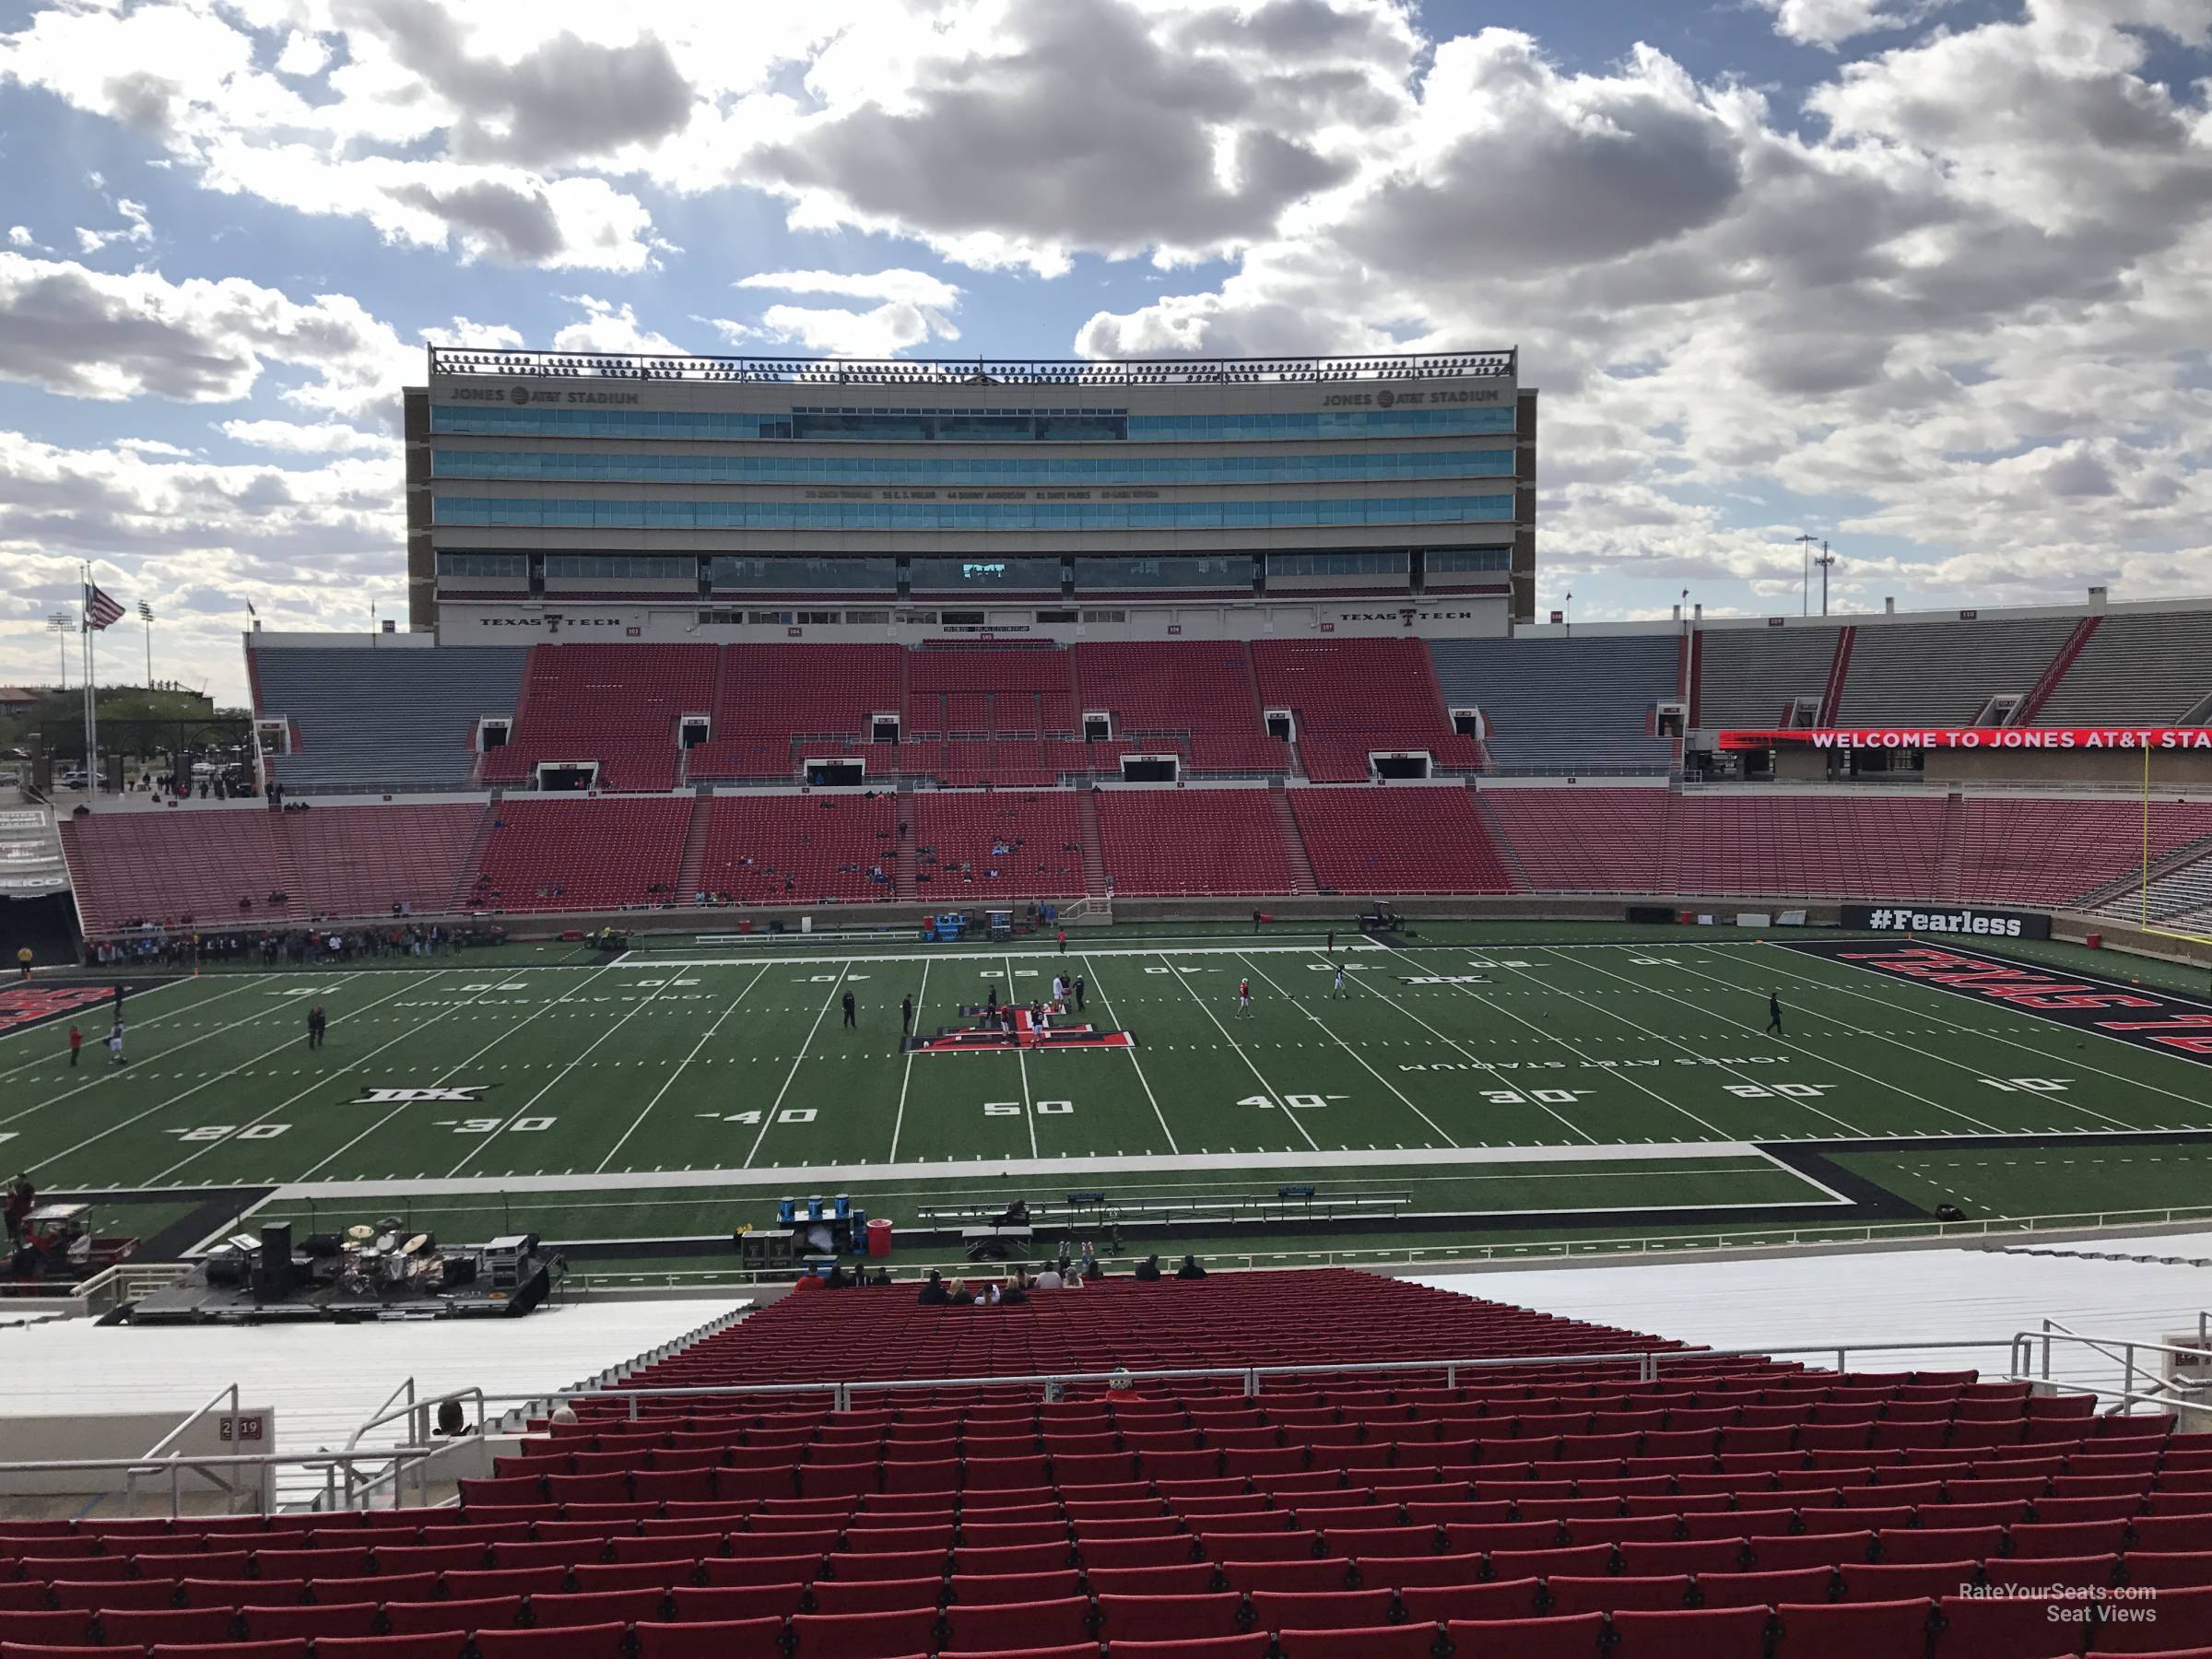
[441,1256,478,1288]
[301,1232,342,1259]
[261,1222,293,1261]
[253,1222,295,1300]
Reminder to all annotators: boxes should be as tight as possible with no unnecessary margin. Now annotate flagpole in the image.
[81,565,97,793]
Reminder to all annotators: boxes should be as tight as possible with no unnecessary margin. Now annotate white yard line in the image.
[0,974,369,1125]
[887,959,932,1163]
[1236,953,1459,1148]
[0,975,265,1076]
[743,967,848,1170]
[1436,957,1737,1142]
[22,971,436,1175]
[1735,945,2204,1131]
[1078,953,1178,1155]
[1008,953,1038,1159]
[146,970,465,1182]
[1350,961,1597,1145]
[1537,948,1871,1138]
[444,973,690,1178]
[295,963,631,1182]
[597,964,772,1174]
[1159,952,1322,1154]
[261,1137,1783,1200]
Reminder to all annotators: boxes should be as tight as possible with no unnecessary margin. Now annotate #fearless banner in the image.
[1717,727,2212,752]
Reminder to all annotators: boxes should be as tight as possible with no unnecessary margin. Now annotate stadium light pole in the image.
[137,600,154,688]
[1814,541,1836,618]
[46,612,70,690]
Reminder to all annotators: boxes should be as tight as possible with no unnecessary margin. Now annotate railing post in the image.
[1444,1363,1456,1390]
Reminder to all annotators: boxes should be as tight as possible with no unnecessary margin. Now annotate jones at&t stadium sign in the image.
[1720,727,2212,752]
[442,384,642,406]
[1841,904,2051,940]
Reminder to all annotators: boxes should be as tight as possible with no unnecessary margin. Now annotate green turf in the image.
[10,924,2212,1257]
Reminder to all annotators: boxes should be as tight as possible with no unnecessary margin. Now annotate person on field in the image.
[1766,991,1784,1035]
[1073,975,1086,1013]
[841,990,856,1030]
[1057,928,1066,955]
[14,947,29,981]
[66,1025,82,1067]
[1333,962,1348,999]
[106,1018,126,1065]
[900,994,914,1035]
[1237,978,1252,1018]
[307,1004,326,1050]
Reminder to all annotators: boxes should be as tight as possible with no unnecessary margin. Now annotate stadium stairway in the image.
[1076,792,1110,899]
[1268,781,1320,895]
[896,785,920,902]
[675,794,714,903]
[445,802,500,913]
[1470,783,1535,891]
[1936,794,1967,902]
[2018,616,2103,725]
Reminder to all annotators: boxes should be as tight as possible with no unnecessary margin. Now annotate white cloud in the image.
[711,300,961,358]
[218,419,397,455]
[7,227,34,248]
[0,429,406,704]
[1076,3,2212,611]
[74,196,153,254]
[718,267,964,355]
[1756,0,1954,49]
[418,316,527,349]
[273,29,331,77]
[0,253,414,418]
[549,295,683,353]
[734,268,963,309]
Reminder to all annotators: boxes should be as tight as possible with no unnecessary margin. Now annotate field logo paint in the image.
[358,1086,491,1103]
[1783,938,2212,1066]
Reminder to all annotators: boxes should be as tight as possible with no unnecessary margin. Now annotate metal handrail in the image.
[2029,1320,2212,1410]
[124,1381,239,1509]
[464,1336,2035,1418]
[347,1384,487,1453]
[0,1446,441,1519]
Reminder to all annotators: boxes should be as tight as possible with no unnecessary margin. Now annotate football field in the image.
[6,924,2212,1260]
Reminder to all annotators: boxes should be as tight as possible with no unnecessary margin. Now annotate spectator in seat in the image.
[917,1270,950,1306]
[1135,1254,1162,1282]
[1177,1254,1207,1280]
[1034,1262,1063,1290]
[947,1278,976,1306]
[549,1403,578,1427]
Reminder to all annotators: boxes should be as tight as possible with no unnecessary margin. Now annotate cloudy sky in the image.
[0,0,2207,705]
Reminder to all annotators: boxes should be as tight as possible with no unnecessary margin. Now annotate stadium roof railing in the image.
[424,345,1518,386]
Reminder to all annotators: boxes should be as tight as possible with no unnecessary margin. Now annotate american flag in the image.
[84,583,125,631]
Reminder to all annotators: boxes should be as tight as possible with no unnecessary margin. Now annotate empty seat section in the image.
[1839,617,2078,725]
[1074,641,1287,774]
[1288,786,1515,894]
[255,644,525,792]
[691,643,903,783]
[1959,797,2212,906]
[1697,625,1839,730]
[481,643,717,792]
[694,794,896,904]
[1481,786,1669,891]
[1093,789,1298,896]
[62,808,307,935]
[1665,793,1946,898]
[280,803,485,919]
[1430,635,1678,772]
[2036,609,2212,724]
[466,796,690,911]
[912,794,1085,900]
[1252,638,1478,781]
